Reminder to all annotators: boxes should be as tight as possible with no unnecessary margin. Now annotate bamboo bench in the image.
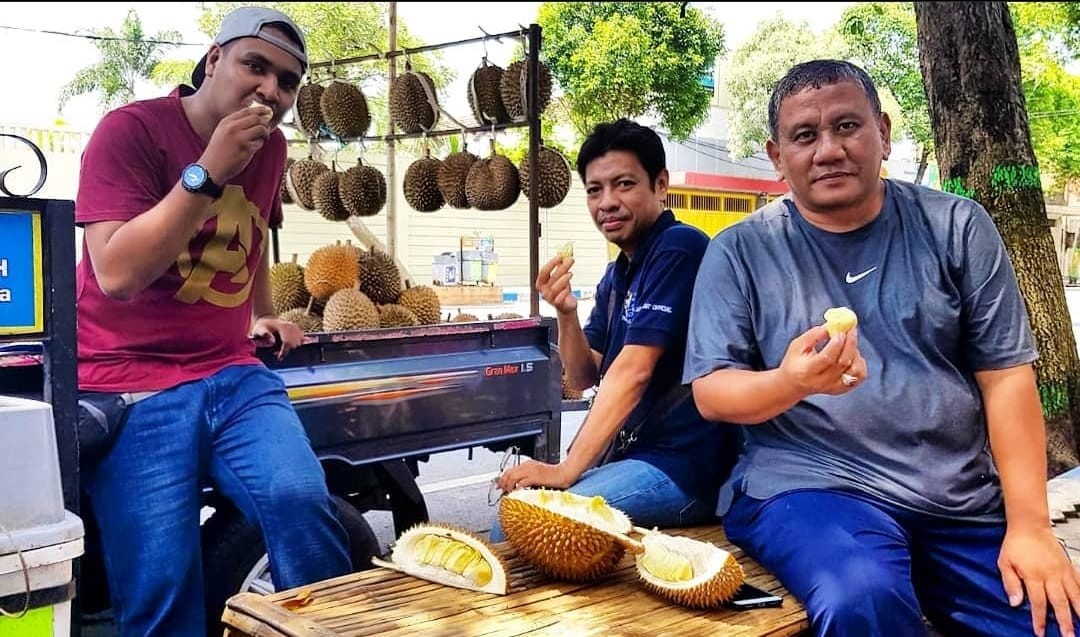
[221,525,810,637]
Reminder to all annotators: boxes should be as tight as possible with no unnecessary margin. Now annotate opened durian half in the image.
[498,488,634,582]
[634,529,745,609]
[371,523,508,595]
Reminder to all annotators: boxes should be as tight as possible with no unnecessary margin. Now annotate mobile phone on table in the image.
[724,583,784,610]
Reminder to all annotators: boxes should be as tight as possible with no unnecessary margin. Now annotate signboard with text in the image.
[0,209,45,336]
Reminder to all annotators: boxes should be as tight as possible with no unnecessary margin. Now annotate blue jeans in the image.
[489,458,717,542]
[83,364,352,637]
[725,487,1080,637]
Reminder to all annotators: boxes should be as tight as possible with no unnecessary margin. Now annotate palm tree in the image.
[58,9,184,113]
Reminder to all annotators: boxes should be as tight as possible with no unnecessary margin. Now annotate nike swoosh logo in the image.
[845,267,878,284]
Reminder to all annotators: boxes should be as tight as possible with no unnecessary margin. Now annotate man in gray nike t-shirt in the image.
[684,59,1080,637]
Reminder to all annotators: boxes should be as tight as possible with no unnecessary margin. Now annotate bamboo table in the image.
[222,525,809,637]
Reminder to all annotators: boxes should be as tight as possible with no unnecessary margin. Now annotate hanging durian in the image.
[468,58,508,125]
[520,146,572,208]
[280,158,294,205]
[465,150,520,211]
[437,150,478,209]
[633,530,746,609]
[371,523,509,595]
[311,169,350,222]
[339,162,387,217]
[498,489,635,582]
[500,56,553,122]
[286,159,330,211]
[389,62,440,134]
[319,80,371,139]
[293,81,325,137]
[403,150,445,213]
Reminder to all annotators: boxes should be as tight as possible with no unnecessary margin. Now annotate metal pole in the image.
[386,1,398,258]
[527,24,541,317]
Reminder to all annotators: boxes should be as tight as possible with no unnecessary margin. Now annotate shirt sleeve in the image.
[623,246,705,349]
[583,272,612,354]
[683,235,760,384]
[75,109,168,226]
[954,201,1038,370]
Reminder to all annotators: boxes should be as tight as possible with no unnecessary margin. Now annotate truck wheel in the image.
[202,496,379,633]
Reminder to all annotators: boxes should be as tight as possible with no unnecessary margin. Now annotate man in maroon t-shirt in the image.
[74,7,350,636]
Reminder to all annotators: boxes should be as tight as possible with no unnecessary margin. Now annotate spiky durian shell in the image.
[498,488,633,582]
[304,243,360,301]
[269,260,308,316]
[378,304,419,328]
[634,531,746,609]
[397,285,442,325]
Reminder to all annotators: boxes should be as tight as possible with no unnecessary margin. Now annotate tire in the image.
[202,496,379,635]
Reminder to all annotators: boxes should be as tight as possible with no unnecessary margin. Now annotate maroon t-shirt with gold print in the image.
[75,87,285,392]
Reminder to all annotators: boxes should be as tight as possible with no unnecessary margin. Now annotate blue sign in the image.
[0,210,44,335]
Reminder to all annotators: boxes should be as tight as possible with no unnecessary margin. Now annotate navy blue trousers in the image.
[724,488,1080,636]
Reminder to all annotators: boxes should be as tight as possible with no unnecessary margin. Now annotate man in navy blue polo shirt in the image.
[493,119,737,536]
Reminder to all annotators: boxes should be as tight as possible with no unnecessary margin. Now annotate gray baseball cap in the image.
[191,6,308,88]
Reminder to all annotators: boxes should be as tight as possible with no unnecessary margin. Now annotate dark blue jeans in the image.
[725,487,1080,637]
[83,364,351,637]
[489,458,716,542]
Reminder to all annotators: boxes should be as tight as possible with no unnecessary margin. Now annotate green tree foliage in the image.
[537,2,724,142]
[57,9,182,113]
[722,16,848,159]
[839,3,934,182]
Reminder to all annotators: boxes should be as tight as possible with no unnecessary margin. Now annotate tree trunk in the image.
[915,1,1080,477]
[914,147,929,186]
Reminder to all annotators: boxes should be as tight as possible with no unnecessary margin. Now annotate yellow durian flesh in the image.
[823,306,858,339]
[371,523,507,595]
[555,241,574,258]
[634,532,746,609]
[498,488,633,582]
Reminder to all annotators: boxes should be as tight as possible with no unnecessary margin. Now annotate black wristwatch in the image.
[181,163,224,199]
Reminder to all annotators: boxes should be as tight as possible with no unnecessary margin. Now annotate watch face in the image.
[183,164,207,189]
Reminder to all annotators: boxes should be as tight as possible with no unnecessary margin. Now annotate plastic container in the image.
[460,250,483,284]
[481,252,499,285]
[0,396,85,637]
[431,252,458,286]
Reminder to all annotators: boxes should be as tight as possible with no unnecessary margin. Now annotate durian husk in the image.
[492,312,524,320]
[320,80,371,139]
[358,247,403,305]
[449,311,480,323]
[437,151,478,209]
[371,522,508,595]
[294,82,325,137]
[500,57,553,122]
[465,155,520,211]
[403,156,445,213]
[304,243,360,301]
[286,159,330,211]
[397,284,442,325]
[270,256,309,316]
[634,530,745,609]
[280,158,295,204]
[498,489,635,582]
[468,60,508,125]
[521,146,572,209]
[389,70,440,134]
[378,303,419,328]
[280,307,323,333]
[311,170,350,222]
[322,288,379,332]
[340,164,387,217]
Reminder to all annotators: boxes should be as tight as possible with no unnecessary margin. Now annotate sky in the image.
[0,1,855,131]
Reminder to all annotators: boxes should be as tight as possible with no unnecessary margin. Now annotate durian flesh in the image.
[634,532,745,609]
[556,241,574,258]
[371,523,508,595]
[498,489,633,582]
[823,306,858,339]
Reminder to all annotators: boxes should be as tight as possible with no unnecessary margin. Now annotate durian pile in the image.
[271,241,443,333]
[497,489,746,609]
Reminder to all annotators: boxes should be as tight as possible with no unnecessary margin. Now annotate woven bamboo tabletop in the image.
[221,525,809,637]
